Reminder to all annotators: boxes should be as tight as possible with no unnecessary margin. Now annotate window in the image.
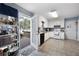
[19,17,30,30]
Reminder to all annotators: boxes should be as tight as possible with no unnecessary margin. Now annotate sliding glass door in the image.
[19,14,31,49]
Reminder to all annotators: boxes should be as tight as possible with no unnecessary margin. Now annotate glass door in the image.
[19,16,31,49]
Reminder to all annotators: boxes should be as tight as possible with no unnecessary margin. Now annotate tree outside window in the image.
[20,18,30,30]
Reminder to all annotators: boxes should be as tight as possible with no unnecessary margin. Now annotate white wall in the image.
[48,17,64,28]
[77,19,79,41]
[31,15,39,49]
[38,16,48,28]
[38,16,48,45]
[31,15,48,49]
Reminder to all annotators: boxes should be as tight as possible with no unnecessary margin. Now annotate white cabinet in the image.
[60,32,64,39]
[45,32,54,41]
[45,32,49,41]
[53,31,64,39]
[45,31,64,41]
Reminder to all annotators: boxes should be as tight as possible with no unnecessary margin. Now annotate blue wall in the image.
[0,3,18,18]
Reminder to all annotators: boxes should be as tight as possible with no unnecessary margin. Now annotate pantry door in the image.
[65,18,77,40]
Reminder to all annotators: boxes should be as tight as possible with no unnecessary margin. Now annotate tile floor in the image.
[20,37,30,49]
[19,45,35,56]
[19,39,79,56]
[39,39,79,56]
[20,32,30,49]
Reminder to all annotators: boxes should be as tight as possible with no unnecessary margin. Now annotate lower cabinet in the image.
[45,31,64,40]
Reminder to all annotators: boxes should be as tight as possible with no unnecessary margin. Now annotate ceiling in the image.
[16,3,79,20]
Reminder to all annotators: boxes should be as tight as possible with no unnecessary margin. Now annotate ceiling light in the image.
[49,10,58,18]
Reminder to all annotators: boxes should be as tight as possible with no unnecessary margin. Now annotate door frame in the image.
[18,14,31,49]
[30,15,39,49]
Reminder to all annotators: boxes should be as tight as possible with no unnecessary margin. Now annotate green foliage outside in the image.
[20,18,30,30]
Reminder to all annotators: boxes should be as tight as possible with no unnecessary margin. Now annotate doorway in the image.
[19,16,31,49]
[65,17,78,40]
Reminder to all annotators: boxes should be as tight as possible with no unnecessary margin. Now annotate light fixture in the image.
[48,10,58,18]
